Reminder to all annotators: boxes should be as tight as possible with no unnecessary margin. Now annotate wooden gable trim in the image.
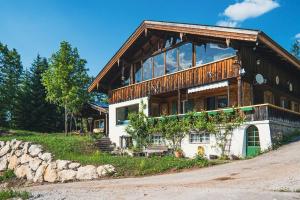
[258,33,300,70]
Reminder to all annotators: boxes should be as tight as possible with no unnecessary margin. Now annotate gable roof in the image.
[88,20,300,92]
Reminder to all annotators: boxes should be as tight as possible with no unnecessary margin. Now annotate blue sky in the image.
[0,0,299,76]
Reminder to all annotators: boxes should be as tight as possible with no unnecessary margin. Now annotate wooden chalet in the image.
[89,20,300,157]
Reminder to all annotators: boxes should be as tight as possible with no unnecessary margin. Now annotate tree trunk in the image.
[64,105,68,136]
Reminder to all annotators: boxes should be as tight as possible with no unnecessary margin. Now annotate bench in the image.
[143,145,169,157]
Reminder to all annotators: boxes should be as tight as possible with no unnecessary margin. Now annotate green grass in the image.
[0,189,31,200]
[0,170,15,183]
[0,129,218,176]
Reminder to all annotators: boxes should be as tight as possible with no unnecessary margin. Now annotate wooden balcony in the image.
[168,103,300,124]
[243,104,300,124]
[110,56,238,104]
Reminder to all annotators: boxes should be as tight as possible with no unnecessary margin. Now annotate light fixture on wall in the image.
[256,59,261,65]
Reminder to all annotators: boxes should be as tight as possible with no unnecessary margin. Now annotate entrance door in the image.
[246,125,260,157]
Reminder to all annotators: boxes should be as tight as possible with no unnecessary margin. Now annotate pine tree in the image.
[29,55,63,132]
[0,42,23,128]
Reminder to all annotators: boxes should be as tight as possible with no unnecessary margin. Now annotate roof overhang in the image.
[88,20,300,93]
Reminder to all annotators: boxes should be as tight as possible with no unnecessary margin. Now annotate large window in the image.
[179,43,193,70]
[196,43,236,66]
[153,53,165,78]
[166,48,178,74]
[135,62,142,83]
[116,104,139,125]
[190,132,210,143]
[143,58,153,81]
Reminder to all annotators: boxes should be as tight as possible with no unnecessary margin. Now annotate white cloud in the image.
[216,20,238,27]
[295,33,300,39]
[217,0,279,27]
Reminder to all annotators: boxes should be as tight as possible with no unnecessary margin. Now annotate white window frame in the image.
[189,132,210,144]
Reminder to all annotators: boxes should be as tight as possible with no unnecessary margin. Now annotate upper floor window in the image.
[196,43,236,66]
[179,43,193,70]
[280,97,289,109]
[166,48,178,74]
[153,53,165,78]
[143,58,153,81]
[135,62,142,83]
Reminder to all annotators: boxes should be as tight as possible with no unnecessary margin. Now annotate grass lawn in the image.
[0,129,224,176]
[0,189,31,200]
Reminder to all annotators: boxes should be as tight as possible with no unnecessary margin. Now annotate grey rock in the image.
[0,143,10,157]
[76,165,98,180]
[0,155,8,171]
[28,144,43,157]
[68,162,81,169]
[58,170,77,182]
[29,157,42,171]
[97,164,116,177]
[56,160,71,171]
[38,152,52,162]
[20,154,33,164]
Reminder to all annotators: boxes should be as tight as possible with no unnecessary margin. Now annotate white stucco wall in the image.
[181,120,273,158]
[109,97,149,147]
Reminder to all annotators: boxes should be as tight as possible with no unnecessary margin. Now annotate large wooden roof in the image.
[88,20,300,92]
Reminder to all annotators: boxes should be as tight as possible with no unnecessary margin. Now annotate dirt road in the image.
[26,140,300,200]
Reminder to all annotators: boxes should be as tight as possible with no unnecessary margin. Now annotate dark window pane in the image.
[196,43,236,66]
[143,58,153,81]
[153,53,165,78]
[217,96,228,108]
[116,104,139,125]
[166,48,178,74]
[135,62,142,83]
[179,43,193,70]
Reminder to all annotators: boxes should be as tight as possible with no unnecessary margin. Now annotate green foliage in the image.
[291,40,300,59]
[125,103,151,149]
[0,170,15,183]
[42,41,90,134]
[154,115,190,151]
[211,110,245,157]
[1,129,215,177]
[0,189,31,200]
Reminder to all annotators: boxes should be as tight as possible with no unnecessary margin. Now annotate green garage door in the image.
[246,125,260,157]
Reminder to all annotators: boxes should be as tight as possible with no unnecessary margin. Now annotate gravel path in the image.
[26,140,300,200]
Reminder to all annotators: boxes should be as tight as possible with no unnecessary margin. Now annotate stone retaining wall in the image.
[0,139,115,183]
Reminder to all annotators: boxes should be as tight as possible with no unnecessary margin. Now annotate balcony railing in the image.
[110,56,238,104]
[152,104,300,124]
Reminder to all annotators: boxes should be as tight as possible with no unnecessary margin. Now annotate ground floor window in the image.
[94,119,104,129]
[120,136,133,148]
[151,135,164,145]
[116,104,139,125]
[189,132,210,143]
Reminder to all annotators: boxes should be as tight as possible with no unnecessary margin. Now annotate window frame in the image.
[189,132,210,144]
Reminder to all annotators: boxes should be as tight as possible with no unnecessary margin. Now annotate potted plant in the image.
[174,147,184,158]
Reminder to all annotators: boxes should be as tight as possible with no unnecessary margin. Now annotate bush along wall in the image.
[0,139,115,183]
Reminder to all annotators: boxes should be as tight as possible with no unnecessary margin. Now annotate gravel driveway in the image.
[26,140,300,200]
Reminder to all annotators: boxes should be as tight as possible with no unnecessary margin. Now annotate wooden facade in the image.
[110,57,238,104]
